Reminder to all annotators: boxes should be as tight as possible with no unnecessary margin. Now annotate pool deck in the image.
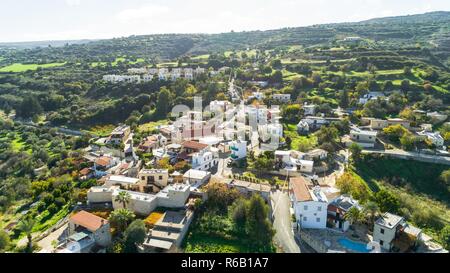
[301,226,376,253]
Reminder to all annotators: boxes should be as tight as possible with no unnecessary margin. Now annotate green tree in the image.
[229,198,248,231]
[109,208,135,233]
[349,143,362,162]
[115,191,131,209]
[17,95,43,119]
[363,201,380,228]
[154,87,171,118]
[123,220,146,253]
[18,218,35,252]
[0,230,10,252]
[375,189,400,213]
[439,225,450,251]
[339,90,349,108]
[245,194,274,251]
[344,207,364,226]
[440,169,450,187]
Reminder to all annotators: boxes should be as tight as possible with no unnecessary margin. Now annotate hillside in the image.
[0,11,449,67]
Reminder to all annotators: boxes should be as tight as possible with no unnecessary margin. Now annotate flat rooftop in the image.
[375,212,404,229]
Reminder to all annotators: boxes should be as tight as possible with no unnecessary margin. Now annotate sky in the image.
[1,0,449,43]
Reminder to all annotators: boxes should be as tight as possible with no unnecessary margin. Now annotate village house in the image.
[139,210,194,253]
[56,211,111,253]
[417,131,445,148]
[138,169,169,193]
[103,75,141,83]
[272,93,291,103]
[303,103,316,116]
[191,149,219,171]
[348,128,378,148]
[183,169,211,189]
[373,212,423,252]
[304,149,328,161]
[258,123,283,143]
[369,118,411,130]
[223,179,271,201]
[359,91,386,104]
[109,183,191,216]
[93,155,120,177]
[290,177,328,229]
[138,134,167,153]
[230,140,247,160]
[297,116,342,133]
[108,125,131,145]
[327,195,361,232]
[275,150,314,174]
[104,175,141,191]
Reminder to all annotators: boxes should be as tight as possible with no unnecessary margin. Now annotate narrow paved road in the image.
[271,190,300,253]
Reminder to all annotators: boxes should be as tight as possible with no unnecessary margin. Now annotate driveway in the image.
[270,190,300,253]
[36,224,69,252]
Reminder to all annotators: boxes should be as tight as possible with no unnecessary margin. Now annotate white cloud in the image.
[117,5,170,23]
[65,0,81,7]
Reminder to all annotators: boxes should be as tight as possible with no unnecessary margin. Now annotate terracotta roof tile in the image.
[70,210,108,232]
[290,177,312,202]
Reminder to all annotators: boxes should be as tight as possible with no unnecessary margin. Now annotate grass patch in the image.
[84,124,115,137]
[0,62,66,73]
[283,122,318,151]
[138,119,168,133]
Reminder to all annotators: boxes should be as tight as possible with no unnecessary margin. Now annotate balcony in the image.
[230,146,238,151]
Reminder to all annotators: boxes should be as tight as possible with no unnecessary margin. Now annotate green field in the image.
[191,54,210,60]
[0,62,66,72]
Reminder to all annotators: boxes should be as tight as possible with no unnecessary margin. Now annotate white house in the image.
[252,91,265,100]
[104,175,141,191]
[230,140,247,160]
[272,94,291,103]
[359,92,385,104]
[142,74,154,82]
[290,177,328,229]
[348,128,378,148]
[183,169,211,189]
[192,149,219,171]
[373,213,405,251]
[303,103,316,116]
[417,131,444,148]
[258,123,283,143]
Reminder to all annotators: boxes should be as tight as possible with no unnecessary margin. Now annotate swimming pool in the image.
[338,238,372,253]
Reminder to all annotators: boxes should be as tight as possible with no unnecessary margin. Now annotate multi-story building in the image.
[290,177,328,229]
[230,140,247,160]
[138,169,169,193]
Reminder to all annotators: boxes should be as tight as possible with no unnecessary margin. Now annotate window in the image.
[317,206,322,211]
[159,176,163,180]
[380,240,384,246]
[304,205,308,210]
[316,218,321,223]
[380,228,385,234]
[303,217,307,222]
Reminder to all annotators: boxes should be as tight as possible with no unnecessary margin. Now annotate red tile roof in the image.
[70,210,108,232]
[79,168,92,176]
[95,156,111,167]
[290,177,312,202]
[182,140,208,151]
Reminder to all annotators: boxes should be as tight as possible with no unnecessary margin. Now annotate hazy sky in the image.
[1,0,449,42]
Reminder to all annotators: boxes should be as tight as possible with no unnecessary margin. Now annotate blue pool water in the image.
[338,238,372,253]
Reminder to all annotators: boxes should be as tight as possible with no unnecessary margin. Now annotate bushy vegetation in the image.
[183,183,275,253]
